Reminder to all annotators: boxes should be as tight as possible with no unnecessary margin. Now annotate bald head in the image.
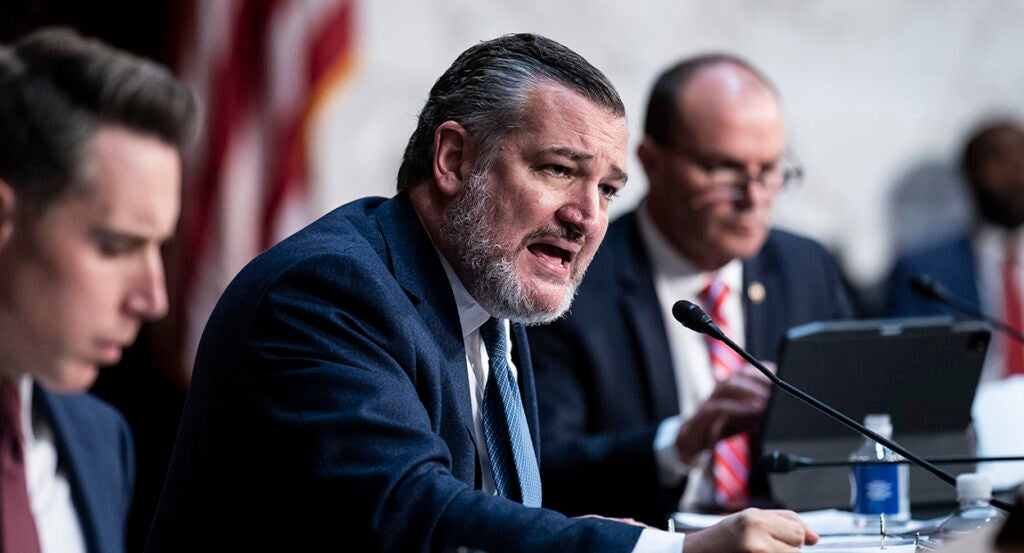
[674,62,784,159]
[638,55,787,270]
[644,54,780,147]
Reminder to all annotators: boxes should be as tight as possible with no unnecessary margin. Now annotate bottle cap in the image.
[956,473,992,501]
[863,413,893,438]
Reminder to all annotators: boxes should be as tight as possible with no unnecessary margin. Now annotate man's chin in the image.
[37,363,101,394]
[723,233,770,261]
[515,284,578,326]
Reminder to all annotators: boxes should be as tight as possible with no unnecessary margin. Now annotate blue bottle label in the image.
[852,464,901,515]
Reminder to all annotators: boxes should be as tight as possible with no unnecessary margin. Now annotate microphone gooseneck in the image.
[758,450,1024,474]
[910,272,1024,344]
[671,299,1014,512]
[909,273,944,301]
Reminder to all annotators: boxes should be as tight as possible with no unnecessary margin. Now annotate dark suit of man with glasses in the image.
[527,54,855,526]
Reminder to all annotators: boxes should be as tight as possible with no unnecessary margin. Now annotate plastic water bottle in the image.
[849,414,910,527]
[938,473,1006,539]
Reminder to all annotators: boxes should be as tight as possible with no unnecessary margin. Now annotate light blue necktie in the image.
[479,318,542,507]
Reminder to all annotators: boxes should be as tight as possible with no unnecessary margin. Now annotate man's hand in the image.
[682,508,819,553]
[674,365,773,463]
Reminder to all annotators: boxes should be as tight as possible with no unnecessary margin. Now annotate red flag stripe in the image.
[174,0,357,376]
[260,0,357,249]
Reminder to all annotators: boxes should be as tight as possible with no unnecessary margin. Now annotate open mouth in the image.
[527,243,572,272]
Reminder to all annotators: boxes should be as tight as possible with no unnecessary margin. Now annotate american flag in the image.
[170,0,357,379]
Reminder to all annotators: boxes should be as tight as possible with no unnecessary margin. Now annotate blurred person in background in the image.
[887,119,1024,382]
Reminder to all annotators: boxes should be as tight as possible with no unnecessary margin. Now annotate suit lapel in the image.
[34,387,105,553]
[743,232,783,360]
[617,214,679,419]
[374,195,476,439]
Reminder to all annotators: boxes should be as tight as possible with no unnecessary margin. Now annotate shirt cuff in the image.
[633,528,685,553]
[654,415,691,487]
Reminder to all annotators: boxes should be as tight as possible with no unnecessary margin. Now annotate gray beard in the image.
[440,173,579,325]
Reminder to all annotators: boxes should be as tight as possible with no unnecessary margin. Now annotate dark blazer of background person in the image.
[36,385,134,553]
[144,195,642,552]
[527,212,855,525]
[885,235,978,317]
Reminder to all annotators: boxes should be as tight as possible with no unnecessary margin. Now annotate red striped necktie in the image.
[699,278,752,509]
[1003,240,1024,377]
[0,380,42,553]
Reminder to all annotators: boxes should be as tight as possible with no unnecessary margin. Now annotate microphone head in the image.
[672,300,722,339]
[910,273,943,300]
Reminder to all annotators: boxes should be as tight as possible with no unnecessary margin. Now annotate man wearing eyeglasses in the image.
[527,54,855,526]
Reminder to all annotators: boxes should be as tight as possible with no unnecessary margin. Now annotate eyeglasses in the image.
[659,141,804,201]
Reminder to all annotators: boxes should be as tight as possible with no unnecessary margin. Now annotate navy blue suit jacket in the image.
[885,234,979,317]
[526,210,855,525]
[146,194,641,553]
[36,385,134,553]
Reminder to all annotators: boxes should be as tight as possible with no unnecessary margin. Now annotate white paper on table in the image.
[672,510,938,552]
[803,535,918,552]
[673,509,941,535]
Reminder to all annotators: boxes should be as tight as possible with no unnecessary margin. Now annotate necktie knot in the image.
[479,317,507,361]
[700,277,730,320]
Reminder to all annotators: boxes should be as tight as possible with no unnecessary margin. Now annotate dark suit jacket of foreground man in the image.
[527,211,855,525]
[146,194,640,553]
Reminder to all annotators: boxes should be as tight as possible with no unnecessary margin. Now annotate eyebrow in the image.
[548,147,628,183]
[90,226,173,246]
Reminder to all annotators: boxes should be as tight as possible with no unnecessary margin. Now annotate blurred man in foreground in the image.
[0,27,194,553]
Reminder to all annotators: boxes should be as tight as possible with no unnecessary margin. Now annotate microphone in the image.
[758,450,1024,474]
[671,299,1014,512]
[910,273,1024,344]
[671,299,725,340]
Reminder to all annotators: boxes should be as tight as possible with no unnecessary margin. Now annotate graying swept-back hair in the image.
[396,33,624,192]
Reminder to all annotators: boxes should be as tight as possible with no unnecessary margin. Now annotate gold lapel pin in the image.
[748,281,766,304]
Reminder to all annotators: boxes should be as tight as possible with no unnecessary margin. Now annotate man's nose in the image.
[125,250,169,321]
[556,183,603,238]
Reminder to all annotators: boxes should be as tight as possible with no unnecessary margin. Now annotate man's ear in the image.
[0,179,16,249]
[432,120,476,198]
[636,137,661,179]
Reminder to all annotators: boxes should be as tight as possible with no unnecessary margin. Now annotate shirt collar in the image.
[436,251,492,338]
[15,375,36,442]
[637,201,744,295]
[976,221,1024,263]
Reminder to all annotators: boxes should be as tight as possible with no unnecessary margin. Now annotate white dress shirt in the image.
[17,376,87,553]
[435,253,686,552]
[974,224,1024,382]
[637,205,746,511]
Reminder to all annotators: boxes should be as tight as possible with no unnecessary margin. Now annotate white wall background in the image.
[311,0,1024,292]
